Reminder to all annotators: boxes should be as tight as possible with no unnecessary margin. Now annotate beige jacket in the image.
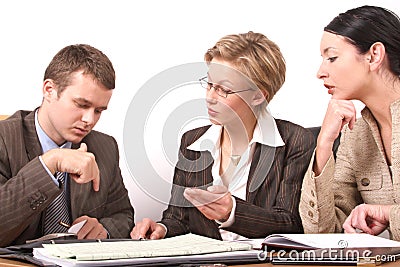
[300,100,400,240]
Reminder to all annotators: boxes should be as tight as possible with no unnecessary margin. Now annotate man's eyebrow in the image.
[74,97,108,110]
[74,97,92,105]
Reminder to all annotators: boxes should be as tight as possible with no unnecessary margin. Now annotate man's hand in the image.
[73,215,107,239]
[130,218,166,240]
[183,185,233,222]
[42,143,100,191]
[343,204,391,236]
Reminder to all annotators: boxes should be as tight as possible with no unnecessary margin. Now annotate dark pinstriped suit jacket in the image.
[161,119,315,240]
[0,110,134,246]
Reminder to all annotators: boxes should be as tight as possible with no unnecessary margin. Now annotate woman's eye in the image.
[328,56,338,62]
[217,86,231,94]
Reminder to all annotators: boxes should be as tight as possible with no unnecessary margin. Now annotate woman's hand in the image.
[343,204,391,236]
[183,185,233,222]
[314,99,356,175]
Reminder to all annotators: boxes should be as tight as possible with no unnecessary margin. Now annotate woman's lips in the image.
[207,108,218,116]
[324,84,335,95]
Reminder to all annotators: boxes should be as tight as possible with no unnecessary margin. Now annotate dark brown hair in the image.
[44,44,115,93]
[325,5,400,77]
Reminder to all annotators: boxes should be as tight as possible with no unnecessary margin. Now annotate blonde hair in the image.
[204,31,286,110]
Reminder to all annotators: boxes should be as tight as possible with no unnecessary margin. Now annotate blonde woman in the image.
[132,32,314,240]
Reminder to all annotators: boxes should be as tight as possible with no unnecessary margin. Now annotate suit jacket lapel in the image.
[23,110,43,160]
[69,142,91,219]
[201,150,214,188]
[247,143,275,202]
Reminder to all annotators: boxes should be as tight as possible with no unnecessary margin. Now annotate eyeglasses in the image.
[199,76,253,98]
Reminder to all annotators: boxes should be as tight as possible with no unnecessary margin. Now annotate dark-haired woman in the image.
[300,5,400,240]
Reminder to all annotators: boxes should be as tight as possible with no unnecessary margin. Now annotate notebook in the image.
[32,233,259,266]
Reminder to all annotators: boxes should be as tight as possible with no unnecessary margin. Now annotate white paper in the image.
[33,233,257,266]
[33,248,260,267]
[68,220,87,234]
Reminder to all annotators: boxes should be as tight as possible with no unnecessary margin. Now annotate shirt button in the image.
[361,178,370,186]
[311,190,315,197]
[309,201,315,208]
[308,211,313,218]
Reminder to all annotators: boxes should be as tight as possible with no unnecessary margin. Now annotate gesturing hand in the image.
[42,143,100,191]
[183,185,233,222]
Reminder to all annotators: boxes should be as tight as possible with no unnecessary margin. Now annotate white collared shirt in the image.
[187,110,284,240]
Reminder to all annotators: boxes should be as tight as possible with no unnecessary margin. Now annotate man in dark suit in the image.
[130,32,314,240]
[0,44,134,246]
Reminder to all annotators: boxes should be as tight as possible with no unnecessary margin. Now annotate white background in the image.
[1,0,399,222]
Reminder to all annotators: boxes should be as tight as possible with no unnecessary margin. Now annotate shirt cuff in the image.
[39,155,59,186]
[216,196,236,228]
[157,222,168,236]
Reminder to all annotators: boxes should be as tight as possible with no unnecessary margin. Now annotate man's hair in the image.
[204,31,286,106]
[44,44,116,93]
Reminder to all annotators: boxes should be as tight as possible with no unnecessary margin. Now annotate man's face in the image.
[39,71,113,145]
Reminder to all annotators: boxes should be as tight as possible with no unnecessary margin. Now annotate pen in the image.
[59,220,71,228]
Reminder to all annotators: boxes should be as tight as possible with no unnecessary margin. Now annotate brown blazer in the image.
[161,119,315,240]
[0,110,134,246]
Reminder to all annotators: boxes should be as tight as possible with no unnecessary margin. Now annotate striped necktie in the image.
[43,172,71,234]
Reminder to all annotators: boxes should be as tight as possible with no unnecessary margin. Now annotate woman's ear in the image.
[367,42,385,71]
[251,89,268,107]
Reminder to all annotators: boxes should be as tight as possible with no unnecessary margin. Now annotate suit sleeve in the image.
[299,127,363,234]
[160,138,191,237]
[0,136,61,246]
[389,205,400,240]
[224,126,315,238]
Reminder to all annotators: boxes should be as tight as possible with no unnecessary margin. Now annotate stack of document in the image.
[33,233,258,266]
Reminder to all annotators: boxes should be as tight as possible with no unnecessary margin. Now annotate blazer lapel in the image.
[69,142,91,219]
[247,143,276,202]
[23,110,43,160]
[200,150,214,188]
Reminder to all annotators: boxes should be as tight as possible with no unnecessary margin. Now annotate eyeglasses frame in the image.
[199,76,253,98]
